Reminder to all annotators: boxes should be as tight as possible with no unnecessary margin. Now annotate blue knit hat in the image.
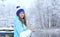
[16,9,25,16]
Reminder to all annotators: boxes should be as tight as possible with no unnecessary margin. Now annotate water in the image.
[31,29,60,37]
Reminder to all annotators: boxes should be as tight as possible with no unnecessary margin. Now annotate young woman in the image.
[14,9,32,37]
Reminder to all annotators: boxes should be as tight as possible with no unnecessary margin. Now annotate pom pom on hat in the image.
[16,6,20,8]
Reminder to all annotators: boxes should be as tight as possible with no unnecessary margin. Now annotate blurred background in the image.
[0,0,60,37]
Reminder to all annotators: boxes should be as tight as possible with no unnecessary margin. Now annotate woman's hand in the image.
[27,25,34,31]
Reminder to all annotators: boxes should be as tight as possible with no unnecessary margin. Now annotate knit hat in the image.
[16,9,25,16]
[16,6,25,16]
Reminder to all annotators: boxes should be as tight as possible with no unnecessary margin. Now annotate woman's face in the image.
[19,12,25,19]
